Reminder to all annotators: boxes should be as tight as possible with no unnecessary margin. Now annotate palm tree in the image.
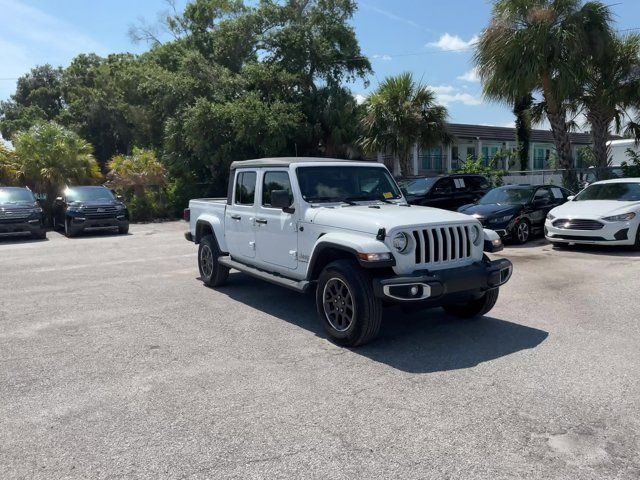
[475,0,613,184]
[580,34,640,168]
[359,72,448,177]
[513,94,533,171]
[107,147,167,201]
[0,143,19,185]
[12,121,102,216]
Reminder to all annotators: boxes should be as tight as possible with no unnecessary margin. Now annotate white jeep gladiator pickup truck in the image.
[185,158,512,346]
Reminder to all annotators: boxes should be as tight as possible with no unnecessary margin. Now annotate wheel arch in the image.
[195,215,227,252]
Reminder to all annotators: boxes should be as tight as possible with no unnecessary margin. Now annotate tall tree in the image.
[359,73,449,178]
[0,143,19,186]
[580,34,640,168]
[476,0,613,185]
[513,94,533,171]
[12,122,101,217]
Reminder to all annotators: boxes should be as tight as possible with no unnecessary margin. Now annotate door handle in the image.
[255,218,268,225]
[230,215,241,220]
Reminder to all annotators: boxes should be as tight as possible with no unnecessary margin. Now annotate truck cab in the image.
[186,158,512,347]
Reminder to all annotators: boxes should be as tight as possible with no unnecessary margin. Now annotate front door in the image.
[255,170,298,270]
[226,170,257,260]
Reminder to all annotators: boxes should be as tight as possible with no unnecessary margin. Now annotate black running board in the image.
[218,257,311,293]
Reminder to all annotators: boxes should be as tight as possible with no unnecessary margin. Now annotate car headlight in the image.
[115,203,125,211]
[547,213,555,221]
[602,212,636,222]
[392,232,410,253]
[489,215,512,224]
[470,225,482,245]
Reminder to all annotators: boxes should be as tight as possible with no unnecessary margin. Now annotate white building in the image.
[378,123,593,176]
[607,139,640,166]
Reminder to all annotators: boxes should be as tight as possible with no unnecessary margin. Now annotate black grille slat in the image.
[552,219,604,231]
[433,229,440,262]
[449,227,456,260]
[413,231,421,264]
[422,230,431,263]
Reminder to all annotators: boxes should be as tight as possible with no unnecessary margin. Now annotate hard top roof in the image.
[230,157,374,169]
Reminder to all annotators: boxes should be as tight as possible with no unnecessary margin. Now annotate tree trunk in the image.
[513,95,533,171]
[546,109,576,189]
[588,111,611,169]
[398,152,413,178]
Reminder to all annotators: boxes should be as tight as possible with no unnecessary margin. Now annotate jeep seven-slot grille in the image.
[552,219,604,230]
[82,206,118,218]
[412,225,472,265]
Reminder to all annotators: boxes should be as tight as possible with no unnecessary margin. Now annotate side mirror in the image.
[270,190,294,213]
[567,195,575,201]
[117,195,124,201]
[55,196,63,202]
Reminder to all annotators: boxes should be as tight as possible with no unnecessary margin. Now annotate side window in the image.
[235,171,257,205]
[262,171,292,207]
[534,187,553,204]
[433,178,453,194]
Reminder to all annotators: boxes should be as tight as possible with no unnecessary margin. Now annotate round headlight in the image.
[470,225,481,245]
[392,232,409,253]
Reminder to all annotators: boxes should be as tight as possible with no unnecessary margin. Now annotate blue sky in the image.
[1,0,639,128]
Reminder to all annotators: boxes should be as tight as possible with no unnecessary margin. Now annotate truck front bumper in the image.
[372,258,512,304]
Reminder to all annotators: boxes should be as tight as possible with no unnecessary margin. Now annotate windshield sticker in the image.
[383,192,393,199]
[454,178,465,188]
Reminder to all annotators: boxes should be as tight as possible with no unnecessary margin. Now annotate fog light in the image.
[410,286,419,296]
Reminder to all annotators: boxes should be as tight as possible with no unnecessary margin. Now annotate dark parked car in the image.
[0,187,46,239]
[398,174,491,211]
[458,184,573,244]
[52,186,129,237]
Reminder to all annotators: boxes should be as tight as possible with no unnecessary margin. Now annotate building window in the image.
[533,147,551,170]
[419,146,443,171]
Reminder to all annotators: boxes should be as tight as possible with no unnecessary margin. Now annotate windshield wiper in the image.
[305,196,357,205]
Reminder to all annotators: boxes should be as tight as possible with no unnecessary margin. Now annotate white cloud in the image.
[427,33,478,52]
[372,54,392,61]
[457,67,480,83]
[427,85,482,106]
[354,94,367,105]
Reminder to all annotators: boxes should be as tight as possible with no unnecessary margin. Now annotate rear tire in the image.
[316,259,382,347]
[443,288,499,319]
[198,234,229,287]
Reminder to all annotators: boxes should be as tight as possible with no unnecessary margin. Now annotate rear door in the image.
[530,187,554,226]
[225,170,257,260]
[425,178,454,210]
[450,176,474,209]
[255,169,298,270]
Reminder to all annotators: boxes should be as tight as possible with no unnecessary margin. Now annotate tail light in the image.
[183,208,190,221]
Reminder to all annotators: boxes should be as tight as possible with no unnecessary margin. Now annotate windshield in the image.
[296,166,402,203]
[574,182,640,201]
[398,178,437,196]
[0,188,36,204]
[479,187,535,205]
[66,187,115,203]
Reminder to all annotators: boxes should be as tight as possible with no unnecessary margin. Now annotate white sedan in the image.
[545,178,640,247]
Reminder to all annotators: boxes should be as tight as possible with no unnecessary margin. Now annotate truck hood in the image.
[307,203,478,234]
[550,200,640,219]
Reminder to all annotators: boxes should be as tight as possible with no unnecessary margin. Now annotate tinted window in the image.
[296,166,401,203]
[574,182,640,201]
[432,178,454,194]
[235,171,257,205]
[534,187,553,204]
[66,187,115,202]
[262,171,292,206]
[0,188,36,204]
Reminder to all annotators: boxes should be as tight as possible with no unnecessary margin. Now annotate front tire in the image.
[514,219,530,244]
[198,234,229,287]
[443,288,499,319]
[118,223,129,235]
[315,259,382,347]
[32,229,46,240]
[64,217,78,238]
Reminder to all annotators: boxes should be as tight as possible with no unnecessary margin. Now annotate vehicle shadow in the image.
[217,272,549,373]
[51,229,132,239]
[550,243,640,257]
[0,234,49,244]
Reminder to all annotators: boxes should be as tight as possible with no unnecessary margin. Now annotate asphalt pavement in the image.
[1,222,638,479]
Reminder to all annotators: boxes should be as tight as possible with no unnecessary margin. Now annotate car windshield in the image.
[0,188,36,204]
[66,187,115,203]
[397,177,438,196]
[574,182,640,201]
[296,166,402,203]
[479,187,535,205]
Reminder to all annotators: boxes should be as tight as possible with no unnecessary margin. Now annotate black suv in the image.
[398,174,491,211]
[0,187,46,239]
[52,186,129,237]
